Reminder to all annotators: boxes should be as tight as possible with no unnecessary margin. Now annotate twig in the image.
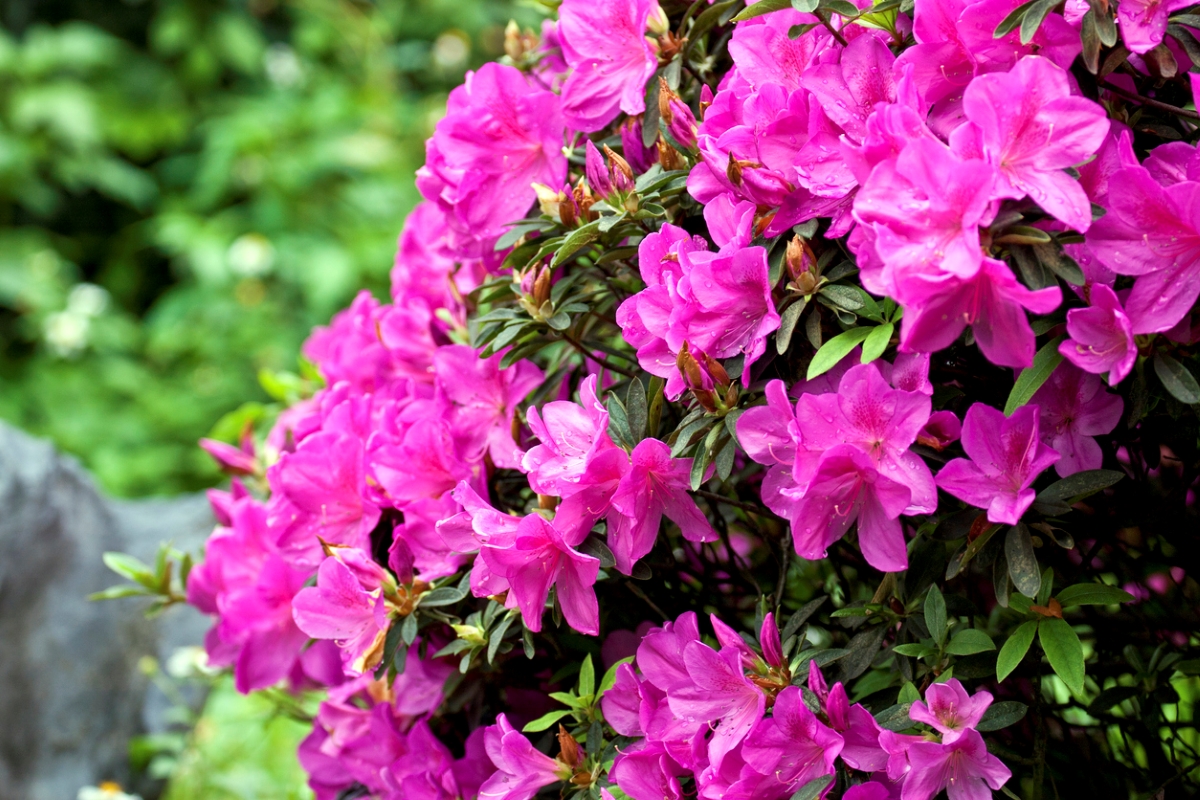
[625,580,669,621]
[695,489,768,515]
[1099,79,1200,121]
[562,334,636,377]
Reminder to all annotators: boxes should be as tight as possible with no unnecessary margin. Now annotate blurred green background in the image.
[0,0,529,498]
[1,1,531,796]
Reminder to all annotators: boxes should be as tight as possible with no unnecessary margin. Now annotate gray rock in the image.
[0,422,214,800]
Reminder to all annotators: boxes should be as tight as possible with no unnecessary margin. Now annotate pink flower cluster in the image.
[592,611,1009,800]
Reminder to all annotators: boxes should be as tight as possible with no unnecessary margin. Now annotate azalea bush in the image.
[98,0,1200,797]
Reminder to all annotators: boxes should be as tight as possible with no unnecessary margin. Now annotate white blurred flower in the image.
[165,645,218,679]
[44,311,90,357]
[227,233,276,278]
[67,283,109,317]
[264,43,303,88]
[78,783,142,800]
[432,30,470,69]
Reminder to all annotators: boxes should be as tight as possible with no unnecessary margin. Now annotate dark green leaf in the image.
[784,597,828,640]
[1006,524,1041,599]
[1055,583,1136,607]
[552,220,603,267]
[715,435,737,482]
[995,1,1036,37]
[627,379,648,442]
[997,620,1039,682]
[1037,469,1124,505]
[579,653,596,697]
[732,0,791,21]
[807,327,872,379]
[607,394,633,447]
[874,702,916,732]
[578,536,616,569]
[420,586,467,607]
[836,625,887,682]
[789,775,833,800]
[977,701,1028,731]
[925,584,947,646]
[1081,9,1102,73]
[1032,242,1085,285]
[1089,685,1139,712]
[488,612,517,664]
[1154,353,1200,404]
[818,284,865,311]
[1039,617,1085,694]
[1020,0,1059,43]
[946,628,996,656]
[401,612,419,645]
[690,437,714,491]
[791,0,819,10]
[1036,566,1054,607]
[1004,336,1065,415]
[776,298,807,355]
[598,656,635,695]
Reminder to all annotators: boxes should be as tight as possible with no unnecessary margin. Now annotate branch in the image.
[1099,79,1200,121]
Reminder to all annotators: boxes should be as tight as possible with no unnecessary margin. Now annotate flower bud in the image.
[602,144,636,193]
[557,725,582,768]
[199,438,258,475]
[658,78,698,150]
[532,266,552,308]
[786,236,820,294]
[504,20,523,60]
[703,352,730,389]
[658,138,686,171]
[533,182,566,221]
[584,141,613,197]
[677,343,717,413]
[646,3,670,36]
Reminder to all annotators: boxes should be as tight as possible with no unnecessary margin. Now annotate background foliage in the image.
[0,0,528,496]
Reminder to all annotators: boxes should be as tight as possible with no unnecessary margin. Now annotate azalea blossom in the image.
[1031,362,1123,477]
[1059,283,1138,385]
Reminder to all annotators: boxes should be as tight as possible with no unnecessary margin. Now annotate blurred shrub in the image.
[0,0,530,496]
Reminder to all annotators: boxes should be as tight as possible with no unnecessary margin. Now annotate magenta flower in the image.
[1059,283,1138,385]
[522,375,615,497]
[1031,363,1123,478]
[417,62,566,257]
[1084,163,1200,334]
[902,729,1012,800]
[741,686,843,788]
[292,553,390,676]
[609,741,687,800]
[667,641,765,770]
[908,678,992,744]
[480,512,601,635]
[608,438,716,575]
[954,56,1110,231]
[369,418,473,507]
[478,713,569,800]
[1117,0,1192,54]
[269,431,381,569]
[825,680,890,773]
[558,0,658,132]
[899,257,1062,369]
[854,138,998,299]
[433,345,544,470]
[936,403,1060,525]
[795,363,937,515]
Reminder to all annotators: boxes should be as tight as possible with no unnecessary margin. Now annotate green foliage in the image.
[0,0,531,496]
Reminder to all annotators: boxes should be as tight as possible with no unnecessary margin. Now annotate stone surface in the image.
[0,422,213,800]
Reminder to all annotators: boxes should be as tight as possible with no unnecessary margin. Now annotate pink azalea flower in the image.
[417,63,566,258]
[853,138,999,300]
[936,403,1060,525]
[558,0,659,132]
[1084,163,1200,334]
[1117,0,1193,54]
[1059,283,1138,385]
[918,410,963,451]
[825,680,890,773]
[292,552,391,676]
[391,495,470,582]
[390,201,490,327]
[845,784,895,800]
[433,345,544,470]
[908,678,992,744]
[902,729,1012,800]
[304,291,420,394]
[480,511,601,635]
[1031,362,1123,478]
[667,641,765,770]
[609,740,688,800]
[368,417,474,507]
[741,686,843,787]
[522,375,614,496]
[899,257,1062,369]
[478,713,570,800]
[300,678,409,797]
[953,56,1110,231]
[608,438,716,575]
[268,431,381,568]
[392,640,455,717]
[199,437,257,475]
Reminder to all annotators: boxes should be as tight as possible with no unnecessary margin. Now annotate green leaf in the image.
[715,435,737,482]
[925,584,947,646]
[579,654,596,698]
[994,0,1036,37]
[732,0,791,20]
[806,327,872,379]
[552,220,603,267]
[488,612,517,664]
[860,322,893,363]
[898,681,921,704]
[88,584,154,601]
[690,436,714,491]
[976,701,1028,731]
[1020,0,1059,43]
[1039,617,1085,694]
[818,284,865,311]
[607,394,633,447]
[997,620,1039,682]
[523,709,574,733]
[102,552,158,590]
[893,643,935,657]
[1006,524,1041,599]
[401,612,419,646]
[1036,566,1054,607]
[1004,336,1065,415]
[626,379,648,443]
[1036,469,1124,506]
[1032,242,1085,285]
[420,586,467,607]
[824,0,863,16]
[791,0,820,10]
[1055,583,1136,608]
[946,628,996,656]
[776,298,807,355]
[1154,353,1200,404]
[874,702,916,732]
[789,774,833,800]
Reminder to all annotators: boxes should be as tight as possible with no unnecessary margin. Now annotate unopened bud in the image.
[504,20,523,60]
[538,494,560,511]
[658,138,686,171]
[646,2,670,36]
[585,141,613,197]
[602,144,635,193]
[786,236,819,291]
[557,726,582,768]
[704,353,730,389]
[658,78,697,150]
[726,152,744,187]
[533,182,565,220]
[676,343,706,393]
[570,183,593,223]
[532,267,552,308]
